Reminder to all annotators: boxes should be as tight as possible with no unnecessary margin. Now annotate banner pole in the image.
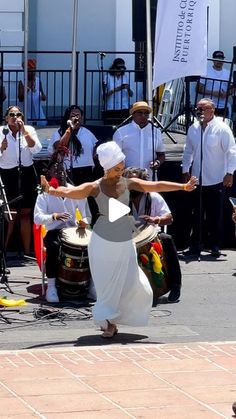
[70,0,78,105]
[146,0,153,111]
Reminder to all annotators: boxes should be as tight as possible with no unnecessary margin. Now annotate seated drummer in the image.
[124,167,182,303]
[34,156,90,303]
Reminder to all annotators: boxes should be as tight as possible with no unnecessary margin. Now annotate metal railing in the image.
[0,50,79,125]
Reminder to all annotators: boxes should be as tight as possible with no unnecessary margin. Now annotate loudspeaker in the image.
[132,0,146,42]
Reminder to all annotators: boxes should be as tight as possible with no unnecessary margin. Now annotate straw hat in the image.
[130,101,152,115]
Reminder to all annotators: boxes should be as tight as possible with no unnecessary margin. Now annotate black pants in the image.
[43,229,61,278]
[159,232,182,291]
[190,183,223,250]
[69,166,94,186]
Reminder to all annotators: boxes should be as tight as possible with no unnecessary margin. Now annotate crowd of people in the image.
[0,52,236,339]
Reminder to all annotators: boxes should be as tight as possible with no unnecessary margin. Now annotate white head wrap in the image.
[97,141,125,171]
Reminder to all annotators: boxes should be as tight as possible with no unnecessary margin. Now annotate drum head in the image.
[133,224,158,248]
[60,227,92,248]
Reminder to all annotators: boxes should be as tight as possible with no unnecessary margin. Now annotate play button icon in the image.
[108,198,130,222]
[91,196,133,242]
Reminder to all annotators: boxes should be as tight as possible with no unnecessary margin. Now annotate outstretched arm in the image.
[128,176,198,193]
[40,175,96,199]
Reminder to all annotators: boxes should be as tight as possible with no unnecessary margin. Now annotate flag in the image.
[153,0,208,89]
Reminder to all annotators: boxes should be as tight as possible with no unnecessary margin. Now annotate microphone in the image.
[2,127,9,137]
[195,111,204,124]
[194,108,204,123]
[99,52,106,58]
[67,117,80,128]
[147,118,157,126]
[67,119,73,128]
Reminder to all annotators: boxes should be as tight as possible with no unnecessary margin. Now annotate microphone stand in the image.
[99,52,106,111]
[17,127,23,257]
[152,115,177,144]
[197,117,204,262]
[69,131,74,185]
[0,181,27,298]
[149,120,156,181]
[0,175,13,294]
[0,186,20,323]
[115,114,133,129]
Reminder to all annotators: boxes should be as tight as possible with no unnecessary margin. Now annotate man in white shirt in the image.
[34,159,89,303]
[113,101,165,180]
[182,98,236,257]
[197,50,233,117]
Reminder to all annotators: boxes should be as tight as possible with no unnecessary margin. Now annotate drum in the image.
[57,227,92,298]
[133,225,170,298]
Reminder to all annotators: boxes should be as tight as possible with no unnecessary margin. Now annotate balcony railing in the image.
[0,50,79,125]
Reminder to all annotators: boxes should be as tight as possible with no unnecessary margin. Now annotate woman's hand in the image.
[0,138,8,153]
[184,176,198,192]
[17,118,25,133]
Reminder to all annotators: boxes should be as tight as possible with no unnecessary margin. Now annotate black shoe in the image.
[167,289,181,303]
[183,247,199,256]
[211,246,220,257]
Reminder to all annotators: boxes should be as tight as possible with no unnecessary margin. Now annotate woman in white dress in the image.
[18,59,47,127]
[41,142,197,338]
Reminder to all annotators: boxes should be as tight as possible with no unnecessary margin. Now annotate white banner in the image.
[153,0,207,89]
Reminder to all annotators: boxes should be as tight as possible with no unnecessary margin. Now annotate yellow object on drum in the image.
[75,207,82,222]
[58,227,91,298]
[133,225,170,299]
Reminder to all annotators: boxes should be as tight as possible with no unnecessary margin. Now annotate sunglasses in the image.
[195,107,212,112]
[8,112,23,118]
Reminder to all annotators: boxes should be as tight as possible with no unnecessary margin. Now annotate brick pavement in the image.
[0,342,236,418]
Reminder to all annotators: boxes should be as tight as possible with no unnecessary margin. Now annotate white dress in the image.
[105,73,130,110]
[87,180,153,329]
[27,76,47,126]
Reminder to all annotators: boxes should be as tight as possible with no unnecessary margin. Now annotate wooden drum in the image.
[57,227,91,298]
